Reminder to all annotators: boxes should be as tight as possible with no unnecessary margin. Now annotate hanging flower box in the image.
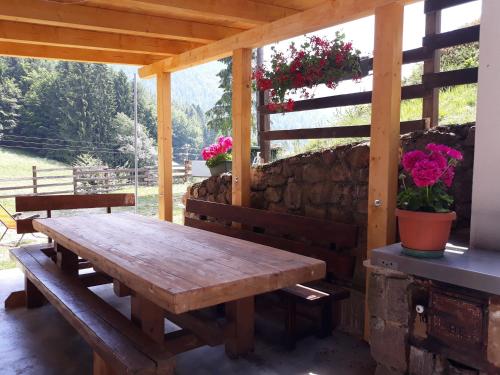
[253,32,369,112]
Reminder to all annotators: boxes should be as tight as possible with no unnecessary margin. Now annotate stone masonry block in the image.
[368,273,386,319]
[370,318,409,372]
[375,364,406,375]
[409,346,435,375]
[488,299,500,368]
[386,277,411,324]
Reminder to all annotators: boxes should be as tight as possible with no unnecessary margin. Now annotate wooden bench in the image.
[10,244,174,375]
[185,198,358,349]
[15,193,136,235]
[5,193,135,309]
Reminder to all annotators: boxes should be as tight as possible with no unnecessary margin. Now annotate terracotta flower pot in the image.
[395,209,457,258]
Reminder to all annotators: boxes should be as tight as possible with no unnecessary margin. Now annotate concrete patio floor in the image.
[0,267,375,375]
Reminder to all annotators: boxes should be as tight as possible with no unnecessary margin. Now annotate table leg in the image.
[225,296,255,358]
[130,292,175,374]
[130,293,166,344]
[55,243,78,277]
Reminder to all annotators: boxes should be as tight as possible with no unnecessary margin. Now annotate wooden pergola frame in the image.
[0,0,422,339]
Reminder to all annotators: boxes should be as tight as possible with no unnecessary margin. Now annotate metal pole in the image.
[134,73,139,213]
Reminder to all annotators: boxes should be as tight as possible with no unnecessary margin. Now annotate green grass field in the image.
[0,147,192,269]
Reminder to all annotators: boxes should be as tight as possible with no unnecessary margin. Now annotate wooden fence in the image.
[0,163,191,199]
[257,0,479,161]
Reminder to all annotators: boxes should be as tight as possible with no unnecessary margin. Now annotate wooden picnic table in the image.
[32,212,326,370]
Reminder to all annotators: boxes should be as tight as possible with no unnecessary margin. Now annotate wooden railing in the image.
[0,163,191,199]
[256,0,479,160]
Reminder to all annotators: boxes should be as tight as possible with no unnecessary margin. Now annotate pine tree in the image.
[205,57,232,137]
[0,60,21,131]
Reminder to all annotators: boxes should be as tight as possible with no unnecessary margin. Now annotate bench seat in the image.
[11,244,173,375]
[185,199,358,349]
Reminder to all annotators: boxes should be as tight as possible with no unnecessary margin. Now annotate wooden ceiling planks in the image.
[0,41,166,65]
[0,0,329,65]
[0,20,203,56]
[138,0,418,76]
[84,0,298,27]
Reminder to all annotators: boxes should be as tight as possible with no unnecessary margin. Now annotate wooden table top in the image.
[33,213,326,314]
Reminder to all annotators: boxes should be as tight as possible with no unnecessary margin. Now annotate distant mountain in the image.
[112,62,224,111]
[113,62,336,131]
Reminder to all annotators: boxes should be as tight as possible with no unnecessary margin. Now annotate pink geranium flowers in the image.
[398,144,463,212]
[202,136,233,168]
[402,144,462,188]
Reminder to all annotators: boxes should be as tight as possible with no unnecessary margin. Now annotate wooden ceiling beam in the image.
[139,0,420,77]
[0,0,243,43]
[0,41,165,66]
[0,20,203,56]
[114,0,297,25]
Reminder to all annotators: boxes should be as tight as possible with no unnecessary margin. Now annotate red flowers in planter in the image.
[253,32,362,112]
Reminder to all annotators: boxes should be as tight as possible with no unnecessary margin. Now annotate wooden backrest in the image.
[15,193,135,234]
[185,199,358,280]
[16,193,135,212]
[0,203,16,229]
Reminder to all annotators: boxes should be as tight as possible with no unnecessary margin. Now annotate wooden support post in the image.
[156,71,173,221]
[256,47,271,163]
[365,0,405,341]
[422,7,441,127]
[231,48,252,207]
[73,167,78,194]
[32,165,37,195]
[225,297,255,358]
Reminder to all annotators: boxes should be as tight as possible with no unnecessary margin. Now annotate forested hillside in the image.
[0,58,207,167]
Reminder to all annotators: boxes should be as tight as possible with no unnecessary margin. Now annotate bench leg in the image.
[93,352,116,375]
[5,290,26,309]
[25,277,45,308]
[284,298,297,350]
[318,300,333,339]
[225,296,255,358]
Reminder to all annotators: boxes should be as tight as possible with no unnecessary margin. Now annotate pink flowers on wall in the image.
[201,136,233,168]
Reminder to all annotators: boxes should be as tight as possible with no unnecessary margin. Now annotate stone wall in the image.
[187,124,475,336]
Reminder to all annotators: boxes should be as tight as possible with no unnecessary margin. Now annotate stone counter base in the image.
[368,265,499,375]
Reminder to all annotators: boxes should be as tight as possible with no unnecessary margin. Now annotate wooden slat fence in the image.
[257,0,479,159]
[0,163,191,199]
